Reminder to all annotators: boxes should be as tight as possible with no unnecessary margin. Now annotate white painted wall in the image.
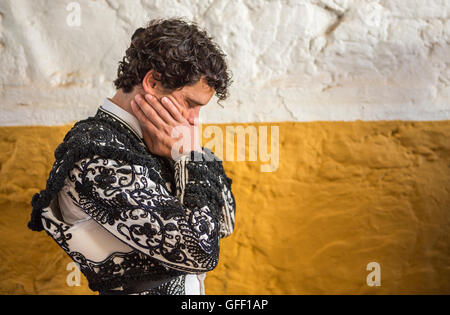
[0,0,449,125]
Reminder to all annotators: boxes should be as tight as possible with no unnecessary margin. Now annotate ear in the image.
[142,70,160,94]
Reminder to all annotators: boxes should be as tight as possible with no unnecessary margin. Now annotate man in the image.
[28,18,236,295]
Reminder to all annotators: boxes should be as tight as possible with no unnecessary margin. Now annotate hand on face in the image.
[131,93,202,160]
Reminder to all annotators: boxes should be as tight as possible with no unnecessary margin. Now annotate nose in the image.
[186,106,201,126]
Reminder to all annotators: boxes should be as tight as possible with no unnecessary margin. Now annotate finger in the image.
[166,96,187,123]
[134,94,166,128]
[143,94,177,126]
[162,96,187,124]
[131,99,159,135]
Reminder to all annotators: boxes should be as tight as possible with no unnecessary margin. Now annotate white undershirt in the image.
[57,98,206,295]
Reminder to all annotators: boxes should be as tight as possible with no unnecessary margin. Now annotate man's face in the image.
[149,76,215,126]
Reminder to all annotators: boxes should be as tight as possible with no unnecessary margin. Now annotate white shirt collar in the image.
[100,98,143,140]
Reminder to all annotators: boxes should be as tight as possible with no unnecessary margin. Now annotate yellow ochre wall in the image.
[0,121,449,294]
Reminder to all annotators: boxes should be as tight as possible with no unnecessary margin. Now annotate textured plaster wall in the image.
[0,121,449,294]
[0,0,450,125]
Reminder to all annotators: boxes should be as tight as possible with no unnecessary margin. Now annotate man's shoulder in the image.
[55,114,146,159]
[57,115,171,180]
[63,115,117,146]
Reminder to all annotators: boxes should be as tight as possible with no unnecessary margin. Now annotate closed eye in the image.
[187,98,206,108]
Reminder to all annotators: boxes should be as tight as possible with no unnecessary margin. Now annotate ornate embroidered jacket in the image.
[28,108,236,295]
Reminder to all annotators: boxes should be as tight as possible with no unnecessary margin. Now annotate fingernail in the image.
[162,97,168,104]
[146,94,153,101]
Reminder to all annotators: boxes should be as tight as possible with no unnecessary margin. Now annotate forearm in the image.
[174,148,236,239]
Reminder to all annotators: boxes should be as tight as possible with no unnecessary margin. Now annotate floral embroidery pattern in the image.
[29,108,236,294]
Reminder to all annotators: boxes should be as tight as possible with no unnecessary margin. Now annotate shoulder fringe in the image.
[28,115,168,232]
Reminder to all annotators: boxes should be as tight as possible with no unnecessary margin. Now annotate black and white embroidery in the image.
[132,275,186,295]
[41,210,73,252]
[70,250,185,293]
[67,155,221,273]
[28,108,236,294]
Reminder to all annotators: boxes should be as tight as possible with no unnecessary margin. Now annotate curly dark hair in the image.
[114,18,232,101]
